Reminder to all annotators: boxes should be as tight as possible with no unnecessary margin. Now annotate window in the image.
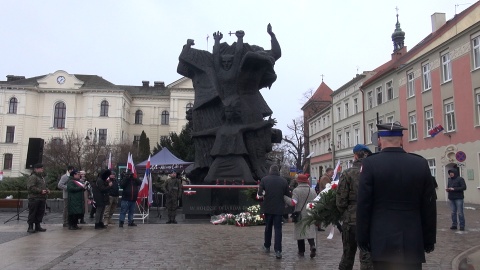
[353,98,358,114]
[8,97,18,114]
[473,34,480,70]
[344,103,349,117]
[133,135,140,148]
[427,158,436,177]
[186,102,193,112]
[425,107,434,137]
[477,92,480,125]
[98,129,107,145]
[386,81,394,101]
[386,115,394,123]
[407,71,415,97]
[337,107,341,121]
[135,110,143,124]
[368,123,374,143]
[100,100,109,117]
[3,153,13,170]
[5,126,15,143]
[444,101,456,132]
[442,52,452,82]
[409,112,417,140]
[376,86,383,105]
[337,133,342,149]
[367,91,373,109]
[345,131,351,147]
[354,128,359,144]
[53,102,66,129]
[161,110,169,125]
[422,63,431,91]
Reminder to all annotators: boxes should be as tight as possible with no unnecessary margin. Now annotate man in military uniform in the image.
[26,163,50,233]
[336,144,373,270]
[356,122,436,270]
[164,170,182,224]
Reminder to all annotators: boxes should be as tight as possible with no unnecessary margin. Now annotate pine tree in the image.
[138,130,150,161]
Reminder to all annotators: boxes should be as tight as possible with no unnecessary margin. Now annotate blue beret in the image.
[353,144,372,154]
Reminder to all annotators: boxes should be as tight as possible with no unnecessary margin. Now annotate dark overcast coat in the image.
[356,147,436,263]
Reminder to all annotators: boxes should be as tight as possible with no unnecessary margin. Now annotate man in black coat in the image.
[356,122,436,270]
[119,169,142,227]
[258,165,289,259]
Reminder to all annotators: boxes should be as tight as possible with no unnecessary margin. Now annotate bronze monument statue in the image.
[178,24,282,184]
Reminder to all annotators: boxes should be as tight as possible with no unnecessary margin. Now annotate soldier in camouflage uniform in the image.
[26,163,50,233]
[164,171,182,224]
[336,144,373,270]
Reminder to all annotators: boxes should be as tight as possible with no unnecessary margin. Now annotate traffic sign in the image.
[455,151,466,162]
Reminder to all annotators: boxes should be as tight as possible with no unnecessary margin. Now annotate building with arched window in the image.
[0,70,194,177]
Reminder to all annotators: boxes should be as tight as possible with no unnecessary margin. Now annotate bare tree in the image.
[42,133,137,184]
[282,117,306,173]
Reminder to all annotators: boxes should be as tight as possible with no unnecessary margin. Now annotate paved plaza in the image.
[0,202,479,269]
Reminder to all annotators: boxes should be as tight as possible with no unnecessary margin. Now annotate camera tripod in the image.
[4,190,28,224]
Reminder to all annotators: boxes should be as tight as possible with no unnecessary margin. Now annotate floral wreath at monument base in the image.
[210,205,265,226]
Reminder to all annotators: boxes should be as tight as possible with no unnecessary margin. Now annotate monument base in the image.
[182,185,257,219]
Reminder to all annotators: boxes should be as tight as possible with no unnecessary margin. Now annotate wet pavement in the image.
[0,202,479,269]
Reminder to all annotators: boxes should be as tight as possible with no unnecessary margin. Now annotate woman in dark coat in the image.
[92,169,112,229]
[67,170,86,230]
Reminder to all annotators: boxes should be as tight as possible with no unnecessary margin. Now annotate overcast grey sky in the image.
[0,0,471,134]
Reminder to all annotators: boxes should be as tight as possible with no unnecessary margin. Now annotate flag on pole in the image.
[107,152,112,170]
[127,153,137,179]
[332,160,341,182]
[428,124,444,137]
[137,155,153,205]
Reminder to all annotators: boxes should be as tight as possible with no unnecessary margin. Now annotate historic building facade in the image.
[306,2,480,203]
[0,70,194,177]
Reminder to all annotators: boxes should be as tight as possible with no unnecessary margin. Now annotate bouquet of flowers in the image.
[235,212,253,227]
[301,182,342,231]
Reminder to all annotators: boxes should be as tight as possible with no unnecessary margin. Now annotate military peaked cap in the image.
[377,122,408,137]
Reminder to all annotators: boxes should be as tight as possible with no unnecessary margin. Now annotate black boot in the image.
[119,221,124,228]
[79,217,86,224]
[128,221,137,226]
[99,222,107,228]
[35,223,46,232]
[166,219,172,224]
[172,219,178,224]
[27,223,36,233]
[94,223,101,229]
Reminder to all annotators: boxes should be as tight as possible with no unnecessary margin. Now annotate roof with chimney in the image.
[0,72,187,97]
[301,81,333,111]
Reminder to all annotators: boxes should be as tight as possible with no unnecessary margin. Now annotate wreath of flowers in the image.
[300,182,342,231]
[210,204,265,226]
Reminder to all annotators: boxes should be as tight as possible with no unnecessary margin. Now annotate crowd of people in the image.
[258,122,441,270]
[26,121,461,269]
[26,166,184,232]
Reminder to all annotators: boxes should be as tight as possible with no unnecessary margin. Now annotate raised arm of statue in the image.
[213,31,223,71]
[231,30,244,69]
[267,23,281,60]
